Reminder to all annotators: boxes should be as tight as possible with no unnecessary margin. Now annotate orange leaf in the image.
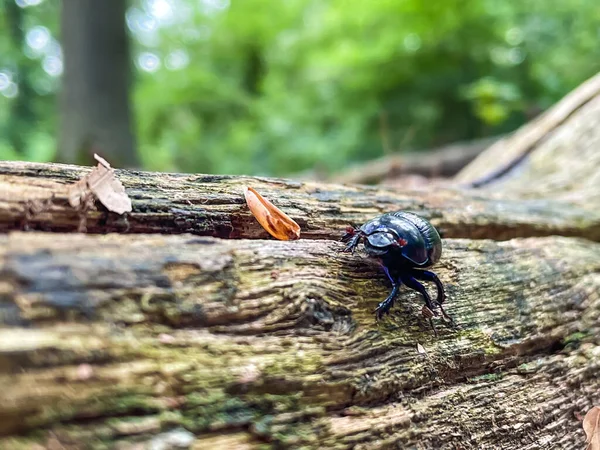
[584,406,600,450]
[244,187,300,241]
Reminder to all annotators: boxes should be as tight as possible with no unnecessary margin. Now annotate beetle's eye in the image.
[397,238,408,247]
[345,226,356,235]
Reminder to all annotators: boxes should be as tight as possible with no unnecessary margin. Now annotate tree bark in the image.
[0,160,599,241]
[58,0,138,168]
[456,71,600,202]
[0,233,598,449]
[1,73,600,449]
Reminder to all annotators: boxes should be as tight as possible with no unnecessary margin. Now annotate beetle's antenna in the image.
[341,223,359,240]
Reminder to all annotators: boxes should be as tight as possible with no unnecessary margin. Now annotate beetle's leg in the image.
[400,275,438,336]
[341,231,362,253]
[401,276,435,310]
[375,272,401,320]
[380,263,395,284]
[411,270,454,325]
[412,270,446,304]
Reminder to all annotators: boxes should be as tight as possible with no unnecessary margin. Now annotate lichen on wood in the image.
[0,232,598,449]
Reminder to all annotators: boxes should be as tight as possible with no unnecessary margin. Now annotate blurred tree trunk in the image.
[58,0,138,167]
[4,0,37,155]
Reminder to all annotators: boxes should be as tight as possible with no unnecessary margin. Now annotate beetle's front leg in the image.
[374,265,404,319]
[341,230,362,253]
[375,272,401,320]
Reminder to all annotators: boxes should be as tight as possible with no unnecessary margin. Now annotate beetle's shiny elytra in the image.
[341,211,452,334]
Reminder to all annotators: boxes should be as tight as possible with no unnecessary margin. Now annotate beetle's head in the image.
[363,227,408,256]
[342,224,408,256]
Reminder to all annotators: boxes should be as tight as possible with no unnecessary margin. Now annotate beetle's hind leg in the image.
[400,275,441,336]
[412,270,446,304]
[411,270,454,326]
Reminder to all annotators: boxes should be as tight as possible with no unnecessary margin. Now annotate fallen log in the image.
[456,71,600,202]
[314,136,500,184]
[0,233,598,449]
[1,161,599,242]
[319,135,503,185]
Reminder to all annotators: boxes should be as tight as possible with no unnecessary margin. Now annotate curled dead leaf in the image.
[88,154,132,214]
[68,153,132,215]
[584,406,600,450]
[244,186,300,240]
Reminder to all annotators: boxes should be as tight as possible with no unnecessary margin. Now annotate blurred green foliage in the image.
[1,0,599,175]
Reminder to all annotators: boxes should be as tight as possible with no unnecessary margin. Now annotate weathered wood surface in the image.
[0,232,598,449]
[1,161,599,242]
[324,135,502,185]
[456,71,600,200]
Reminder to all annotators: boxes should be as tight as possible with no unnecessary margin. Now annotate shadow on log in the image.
[1,72,600,449]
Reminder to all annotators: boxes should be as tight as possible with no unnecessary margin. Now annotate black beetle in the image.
[341,211,453,334]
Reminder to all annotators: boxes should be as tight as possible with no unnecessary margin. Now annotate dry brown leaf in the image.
[584,406,600,449]
[244,186,300,240]
[68,154,132,215]
[88,154,132,214]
